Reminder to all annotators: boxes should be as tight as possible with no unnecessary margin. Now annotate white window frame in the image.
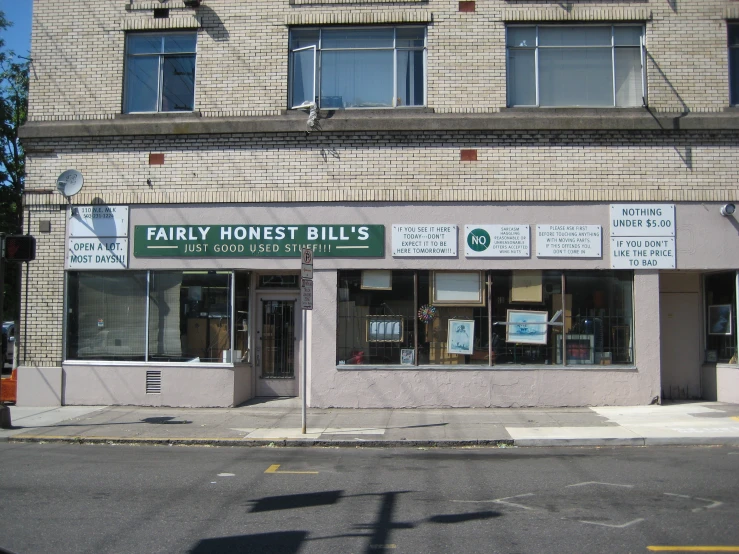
[288,26,427,110]
[506,24,646,108]
[123,31,198,114]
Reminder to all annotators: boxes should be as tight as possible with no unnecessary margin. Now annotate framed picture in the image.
[431,271,485,306]
[366,316,404,342]
[506,309,548,345]
[401,349,415,365]
[361,270,392,290]
[447,319,474,355]
[708,304,732,336]
[560,334,595,365]
[510,270,543,303]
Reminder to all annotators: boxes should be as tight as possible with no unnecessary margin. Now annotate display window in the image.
[337,270,634,367]
[704,272,737,363]
[67,270,250,363]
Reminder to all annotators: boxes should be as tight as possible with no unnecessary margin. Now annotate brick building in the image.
[14,0,739,407]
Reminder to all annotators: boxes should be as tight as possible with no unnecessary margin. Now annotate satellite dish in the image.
[57,169,84,198]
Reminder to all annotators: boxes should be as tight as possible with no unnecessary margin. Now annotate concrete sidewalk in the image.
[2,400,739,447]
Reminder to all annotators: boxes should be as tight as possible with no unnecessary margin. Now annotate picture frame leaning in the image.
[447,319,474,355]
[708,304,732,336]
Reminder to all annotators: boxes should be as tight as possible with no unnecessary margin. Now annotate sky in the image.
[0,0,33,58]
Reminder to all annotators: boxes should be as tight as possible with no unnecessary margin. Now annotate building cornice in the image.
[19,109,739,140]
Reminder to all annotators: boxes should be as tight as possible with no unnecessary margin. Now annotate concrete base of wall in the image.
[716,364,739,403]
[61,364,241,407]
[16,366,63,406]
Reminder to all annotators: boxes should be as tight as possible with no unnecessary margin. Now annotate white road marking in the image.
[664,493,723,512]
[217,473,235,477]
[579,518,645,528]
[452,493,536,511]
[567,481,634,488]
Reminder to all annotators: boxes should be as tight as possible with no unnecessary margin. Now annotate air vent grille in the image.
[146,371,162,394]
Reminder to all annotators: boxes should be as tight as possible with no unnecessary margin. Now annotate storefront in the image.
[37,201,739,408]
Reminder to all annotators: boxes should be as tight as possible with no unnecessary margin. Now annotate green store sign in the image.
[133,225,385,258]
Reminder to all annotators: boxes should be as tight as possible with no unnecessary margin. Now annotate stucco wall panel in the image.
[62,365,236,407]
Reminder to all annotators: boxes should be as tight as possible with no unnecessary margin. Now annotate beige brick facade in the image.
[27,0,738,120]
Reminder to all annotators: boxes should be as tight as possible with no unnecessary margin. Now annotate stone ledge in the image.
[19,109,739,140]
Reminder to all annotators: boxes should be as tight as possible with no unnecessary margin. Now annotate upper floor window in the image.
[729,23,739,105]
[289,26,426,109]
[124,32,197,113]
[507,24,645,108]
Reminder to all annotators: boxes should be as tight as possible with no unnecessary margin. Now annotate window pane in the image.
[565,271,634,365]
[396,27,425,48]
[162,55,195,111]
[539,26,611,47]
[508,49,536,106]
[539,47,613,106]
[729,24,739,47]
[732,49,739,105]
[336,270,415,365]
[507,27,536,48]
[291,29,319,50]
[127,34,163,55]
[322,28,394,49]
[615,48,642,107]
[125,55,160,113]
[614,26,642,46]
[66,272,147,361]
[291,47,315,107]
[163,33,197,53]
[396,49,424,106]
[151,272,231,363]
[321,50,393,107]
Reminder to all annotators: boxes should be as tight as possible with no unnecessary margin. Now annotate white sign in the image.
[610,237,676,269]
[392,225,457,257]
[67,238,128,269]
[301,247,313,280]
[610,204,676,269]
[465,225,530,257]
[610,204,675,237]
[300,278,313,310]
[69,206,129,238]
[536,225,602,258]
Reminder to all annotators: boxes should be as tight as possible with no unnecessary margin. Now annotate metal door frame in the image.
[255,291,300,397]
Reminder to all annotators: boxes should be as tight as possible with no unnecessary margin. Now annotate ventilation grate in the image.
[146,371,162,394]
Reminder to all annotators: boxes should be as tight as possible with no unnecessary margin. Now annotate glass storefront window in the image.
[67,272,147,361]
[336,269,635,367]
[704,272,737,363]
[67,271,237,363]
[149,271,232,363]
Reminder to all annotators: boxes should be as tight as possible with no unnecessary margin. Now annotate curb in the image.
[6,436,516,448]
[7,435,739,448]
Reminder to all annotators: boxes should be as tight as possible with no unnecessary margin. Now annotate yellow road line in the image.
[731,417,739,422]
[264,464,318,475]
[647,546,739,552]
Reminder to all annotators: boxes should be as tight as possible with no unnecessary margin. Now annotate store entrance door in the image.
[255,294,299,397]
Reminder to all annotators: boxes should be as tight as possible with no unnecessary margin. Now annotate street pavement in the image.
[2,400,739,447]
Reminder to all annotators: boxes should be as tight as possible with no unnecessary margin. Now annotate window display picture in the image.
[505,309,548,345]
[708,304,732,336]
[447,320,474,355]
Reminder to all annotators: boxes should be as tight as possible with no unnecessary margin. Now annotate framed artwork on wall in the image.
[510,270,543,303]
[506,309,548,345]
[361,270,392,290]
[447,319,474,355]
[401,349,415,365]
[431,271,485,306]
[708,304,732,335]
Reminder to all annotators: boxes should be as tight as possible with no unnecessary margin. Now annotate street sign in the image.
[301,247,313,279]
[300,278,313,310]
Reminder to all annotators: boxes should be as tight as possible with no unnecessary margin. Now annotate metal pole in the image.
[561,273,567,367]
[301,308,307,434]
[487,272,493,366]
